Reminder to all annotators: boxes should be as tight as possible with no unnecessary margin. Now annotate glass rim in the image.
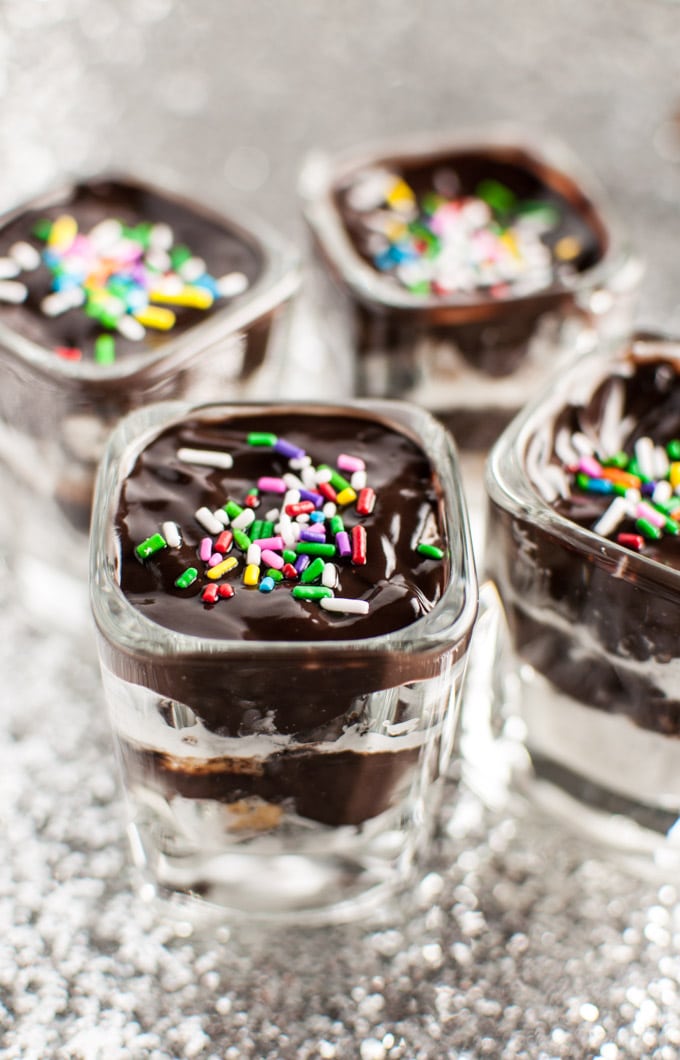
[90,396,479,662]
[299,122,637,313]
[0,171,300,385]
[486,332,680,595]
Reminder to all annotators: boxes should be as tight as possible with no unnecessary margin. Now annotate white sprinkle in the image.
[195,507,224,534]
[653,480,672,504]
[0,280,28,304]
[89,218,123,251]
[216,271,249,298]
[635,436,655,481]
[296,513,310,524]
[9,240,41,270]
[323,502,337,519]
[246,543,261,566]
[301,465,318,489]
[321,563,338,589]
[41,288,86,315]
[289,455,312,470]
[214,508,230,526]
[571,432,594,457]
[162,521,182,548]
[116,313,145,341]
[554,427,579,468]
[180,256,207,283]
[592,496,628,537]
[146,249,171,273]
[284,489,300,507]
[624,487,642,515]
[315,467,333,484]
[283,472,305,490]
[265,507,280,521]
[351,469,367,491]
[153,274,184,296]
[653,445,670,481]
[149,222,173,251]
[0,256,19,279]
[232,508,255,531]
[177,447,234,470]
[320,597,369,615]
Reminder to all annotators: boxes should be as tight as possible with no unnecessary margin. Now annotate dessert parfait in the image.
[301,129,640,450]
[0,175,298,551]
[478,335,680,869]
[90,399,477,920]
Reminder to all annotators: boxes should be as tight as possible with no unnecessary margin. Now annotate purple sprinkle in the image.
[336,530,351,558]
[641,482,655,497]
[299,528,326,543]
[298,489,324,508]
[275,438,306,460]
[294,553,311,574]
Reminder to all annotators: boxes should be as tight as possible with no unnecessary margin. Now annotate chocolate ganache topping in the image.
[0,177,262,364]
[116,409,450,644]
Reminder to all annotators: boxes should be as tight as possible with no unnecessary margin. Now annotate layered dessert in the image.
[91,399,477,917]
[0,176,298,536]
[483,336,680,858]
[301,132,639,449]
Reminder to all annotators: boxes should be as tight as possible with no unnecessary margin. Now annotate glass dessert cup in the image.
[90,398,478,923]
[300,127,641,453]
[465,334,680,875]
[0,174,299,580]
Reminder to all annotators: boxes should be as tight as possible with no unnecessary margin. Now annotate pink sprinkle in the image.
[636,502,666,529]
[199,537,213,562]
[209,552,223,567]
[261,549,284,569]
[337,453,365,473]
[258,476,287,493]
[256,535,285,551]
[578,456,603,478]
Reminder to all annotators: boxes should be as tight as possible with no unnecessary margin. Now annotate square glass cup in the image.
[0,175,299,575]
[90,398,478,923]
[300,127,641,452]
[466,334,680,874]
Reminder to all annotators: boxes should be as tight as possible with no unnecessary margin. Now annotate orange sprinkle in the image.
[600,467,641,489]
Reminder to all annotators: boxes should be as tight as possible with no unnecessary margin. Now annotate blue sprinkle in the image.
[259,576,275,593]
[309,510,325,523]
[193,273,219,297]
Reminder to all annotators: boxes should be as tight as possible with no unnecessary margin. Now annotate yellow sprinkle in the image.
[386,219,408,242]
[243,563,260,586]
[555,236,581,261]
[134,305,177,330]
[336,487,357,507]
[386,177,416,211]
[150,285,214,310]
[206,556,238,580]
[48,214,78,251]
[670,462,680,490]
[500,231,520,259]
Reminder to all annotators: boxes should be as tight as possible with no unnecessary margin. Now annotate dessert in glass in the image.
[470,334,680,872]
[0,175,299,569]
[90,398,478,921]
[300,128,641,451]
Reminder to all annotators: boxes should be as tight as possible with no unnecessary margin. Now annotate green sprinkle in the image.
[329,515,345,536]
[233,529,252,551]
[260,521,275,538]
[416,542,445,560]
[295,542,337,557]
[175,566,198,589]
[300,557,326,584]
[627,457,651,484]
[292,586,333,601]
[575,472,591,491]
[475,179,517,216]
[170,243,192,269]
[248,432,278,447]
[635,517,661,541]
[317,465,352,492]
[249,520,265,540]
[224,500,244,520]
[604,451,630,470]
[515,201,560,227]
[282,549,297,564]
[32,218,52,241]
[667,440,680,461]
[134,532,167,561]
[664,517,680,535]
[94,333,116,365]
[266,568,284,582]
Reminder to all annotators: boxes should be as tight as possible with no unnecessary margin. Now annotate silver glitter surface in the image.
[2,2,680,1057]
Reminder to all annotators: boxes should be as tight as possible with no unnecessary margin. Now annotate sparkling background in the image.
[2,1,680,1057]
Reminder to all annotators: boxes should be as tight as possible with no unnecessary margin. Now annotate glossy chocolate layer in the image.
[116,410,450,643]
[0,177,262,362]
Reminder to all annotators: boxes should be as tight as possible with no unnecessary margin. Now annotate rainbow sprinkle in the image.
[133,435,447,616]
[346,168,570,299]
[2,211,249,362]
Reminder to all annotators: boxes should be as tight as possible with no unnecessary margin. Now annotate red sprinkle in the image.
[55,345,82,360]
[351,524,367,565]
[317,482,337,503]
[617,533,645,552]
[245,493,261,509]
[217,583,235,599]
[356,487,376,516]
[285,501,316,517]
[281,562,298,580]
[201,584,219,604]
[214,530,233,554]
